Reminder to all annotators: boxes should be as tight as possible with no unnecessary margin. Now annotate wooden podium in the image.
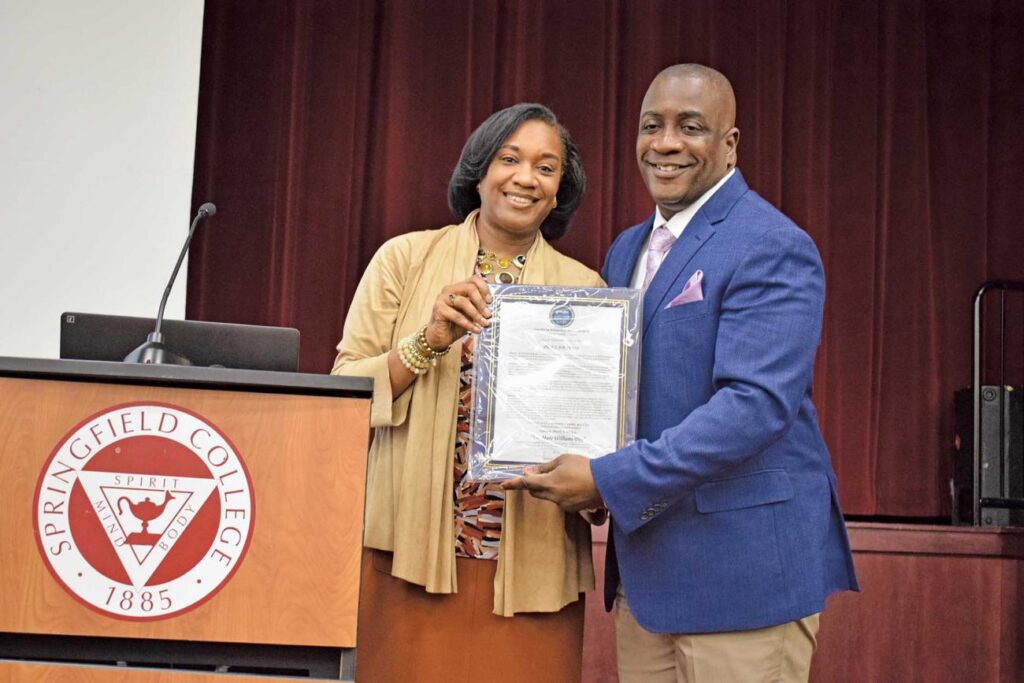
[0,357,372,681]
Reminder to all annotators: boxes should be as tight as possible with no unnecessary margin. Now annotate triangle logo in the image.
[77,471,217,589]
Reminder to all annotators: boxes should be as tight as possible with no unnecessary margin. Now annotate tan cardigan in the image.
[331,211,604,615]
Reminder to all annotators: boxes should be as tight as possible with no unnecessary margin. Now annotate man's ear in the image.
[725,127,740,168]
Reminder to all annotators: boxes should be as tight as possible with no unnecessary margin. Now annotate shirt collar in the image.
[652,168,736,238]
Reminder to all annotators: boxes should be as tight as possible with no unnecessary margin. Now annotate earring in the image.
[553,198,558,208]
[476,183,481,193]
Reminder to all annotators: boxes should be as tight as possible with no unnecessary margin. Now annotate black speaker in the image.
[953,386,1024,526]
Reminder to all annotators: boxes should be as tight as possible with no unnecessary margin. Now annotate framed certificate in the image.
[467,285,641,481]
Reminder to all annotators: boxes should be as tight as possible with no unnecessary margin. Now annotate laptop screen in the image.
[59,312,300,372]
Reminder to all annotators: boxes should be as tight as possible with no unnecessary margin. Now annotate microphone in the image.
[123,202,217,365]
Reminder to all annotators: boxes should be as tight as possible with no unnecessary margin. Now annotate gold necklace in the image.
[476,249,526,284]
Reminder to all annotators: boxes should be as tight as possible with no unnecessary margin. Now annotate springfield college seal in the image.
[33,403,255,621]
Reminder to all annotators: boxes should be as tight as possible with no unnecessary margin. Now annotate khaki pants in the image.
[614,590,819,683]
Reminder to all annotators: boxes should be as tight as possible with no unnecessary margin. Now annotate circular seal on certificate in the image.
[32,402,255,621]
[549,304,575,327]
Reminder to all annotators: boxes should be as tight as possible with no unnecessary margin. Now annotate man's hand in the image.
[502,454,604,512]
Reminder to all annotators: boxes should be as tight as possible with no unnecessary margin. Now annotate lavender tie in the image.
[642,226,677,290]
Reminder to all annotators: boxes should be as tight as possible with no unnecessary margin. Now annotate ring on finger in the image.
[448,293,457,305]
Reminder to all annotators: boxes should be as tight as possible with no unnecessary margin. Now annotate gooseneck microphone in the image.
[123,202,217,365]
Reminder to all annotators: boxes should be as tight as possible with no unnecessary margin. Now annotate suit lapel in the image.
[641,170,750,333]
[642,215,715,332]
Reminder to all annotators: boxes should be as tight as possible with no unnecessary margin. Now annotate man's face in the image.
[635,74,739,219]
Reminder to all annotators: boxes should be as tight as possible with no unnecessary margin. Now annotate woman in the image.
[331,103,603,682]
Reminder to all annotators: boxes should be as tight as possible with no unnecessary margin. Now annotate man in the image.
[504,64,858,681]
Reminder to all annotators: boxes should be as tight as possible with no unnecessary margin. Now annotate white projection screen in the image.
[0,0,205,358]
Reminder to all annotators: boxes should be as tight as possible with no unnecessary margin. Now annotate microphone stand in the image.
[124,203,216,365]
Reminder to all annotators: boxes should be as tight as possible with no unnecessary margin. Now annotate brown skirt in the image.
[355,549,585,682]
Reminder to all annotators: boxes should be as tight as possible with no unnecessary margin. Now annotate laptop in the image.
[60,312,301,372]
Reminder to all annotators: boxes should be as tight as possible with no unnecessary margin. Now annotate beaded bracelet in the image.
[396,326,451,375]
[416,326,451,359]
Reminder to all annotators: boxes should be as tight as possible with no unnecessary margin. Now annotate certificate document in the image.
[468,286,641,481]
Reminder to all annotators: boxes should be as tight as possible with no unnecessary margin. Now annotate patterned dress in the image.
[452,334,505,559]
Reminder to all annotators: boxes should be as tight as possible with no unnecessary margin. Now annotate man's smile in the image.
[644,159,694,178]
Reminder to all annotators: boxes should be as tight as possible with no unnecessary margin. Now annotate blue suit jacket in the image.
[591,170,858,634]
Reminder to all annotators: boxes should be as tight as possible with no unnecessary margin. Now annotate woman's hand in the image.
[387,276,493,398]
[423,275,493,350]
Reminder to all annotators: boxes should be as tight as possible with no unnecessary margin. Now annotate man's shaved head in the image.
[648,64,736,129]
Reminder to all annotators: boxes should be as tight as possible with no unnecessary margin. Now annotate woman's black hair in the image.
[447,103,585,241]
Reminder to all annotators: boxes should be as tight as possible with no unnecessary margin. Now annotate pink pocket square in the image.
[667,270,704,307]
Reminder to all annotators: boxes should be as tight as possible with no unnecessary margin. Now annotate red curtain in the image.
[187,0,1024,518]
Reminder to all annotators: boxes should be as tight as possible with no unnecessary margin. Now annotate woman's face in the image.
[476,119,563,240]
